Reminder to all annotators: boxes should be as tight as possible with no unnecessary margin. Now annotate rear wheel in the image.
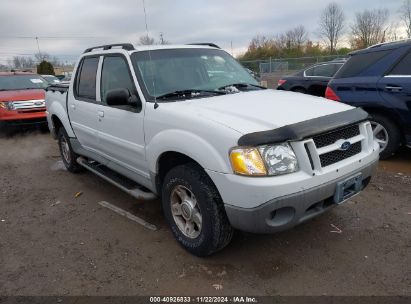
[369,113,401,159]
[162,163,233,256]
[292,87,306,94]
[57,128,83,173]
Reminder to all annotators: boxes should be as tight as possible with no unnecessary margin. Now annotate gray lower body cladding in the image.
[224,160,378,234]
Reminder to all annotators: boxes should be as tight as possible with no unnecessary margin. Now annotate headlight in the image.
[230,148,267,176]
[0,102,14,110]
[230,143,298,176]
[258,143,298,175]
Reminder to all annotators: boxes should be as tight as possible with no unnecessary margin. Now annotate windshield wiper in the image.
[156,89,226,100]
[218,83,266,91]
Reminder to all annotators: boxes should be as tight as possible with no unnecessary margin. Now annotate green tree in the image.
[37,60,55,75]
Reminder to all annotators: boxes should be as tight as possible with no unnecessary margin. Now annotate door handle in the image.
[385,85,403,92]
[97,110,104,117]
[70,104,76,110]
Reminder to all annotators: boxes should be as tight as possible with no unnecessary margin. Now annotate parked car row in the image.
[277,40,411,159]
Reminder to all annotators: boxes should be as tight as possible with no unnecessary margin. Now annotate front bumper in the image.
[0,108,47,126]
[0,117,47,127]
[223,159,378,234]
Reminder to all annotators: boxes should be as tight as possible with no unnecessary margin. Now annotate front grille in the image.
[313,124,360,148]
[12,100,45,110]
[319,142,362,167]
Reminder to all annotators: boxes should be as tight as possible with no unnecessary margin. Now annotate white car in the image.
[41,74,61,85]
[45,43,379,256]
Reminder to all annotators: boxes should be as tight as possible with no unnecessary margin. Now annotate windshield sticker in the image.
[30,79,44,84]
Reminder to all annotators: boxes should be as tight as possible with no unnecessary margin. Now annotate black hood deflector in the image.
[237,108,369,146]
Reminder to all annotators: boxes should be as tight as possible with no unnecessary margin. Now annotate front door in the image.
[97,54,148,178]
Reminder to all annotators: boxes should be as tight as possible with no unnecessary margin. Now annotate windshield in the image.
[131,48,259,100]
[0,75,48,90]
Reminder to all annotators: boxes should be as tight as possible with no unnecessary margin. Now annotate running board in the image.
[76,157,157,200]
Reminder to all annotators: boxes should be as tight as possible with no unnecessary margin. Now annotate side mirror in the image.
[105,88,130,106]
[105,88,142,111]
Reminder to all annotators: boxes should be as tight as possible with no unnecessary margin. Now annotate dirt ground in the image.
[0,130,410,296]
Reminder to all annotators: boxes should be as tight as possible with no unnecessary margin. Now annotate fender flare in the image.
[146,129,231,174]
[48,101,75,138]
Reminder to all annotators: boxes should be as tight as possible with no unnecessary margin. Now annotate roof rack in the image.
[83,43,135,53]
[187,43,221,49]
[367,39,411,49]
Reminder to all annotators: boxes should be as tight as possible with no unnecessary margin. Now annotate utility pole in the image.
[160,32,165,45]
[230,41,233,56]
[35,37,42,61]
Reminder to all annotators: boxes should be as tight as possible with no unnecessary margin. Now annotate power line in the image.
[0,36,109,39]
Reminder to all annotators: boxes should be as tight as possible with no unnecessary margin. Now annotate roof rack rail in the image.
[367,39,411,49]
[187,43,221,49]
[83,43,135,53]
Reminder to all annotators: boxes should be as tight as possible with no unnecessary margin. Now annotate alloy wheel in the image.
[371,121,389,153]
[170,185,202,239]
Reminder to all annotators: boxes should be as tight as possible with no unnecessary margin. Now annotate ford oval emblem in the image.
[340,141,351,151]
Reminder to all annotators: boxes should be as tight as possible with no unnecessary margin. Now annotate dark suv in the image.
[277,59,345,97]
[325,40,411,159]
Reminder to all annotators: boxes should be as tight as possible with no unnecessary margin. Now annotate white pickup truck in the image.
[45,43,379,256]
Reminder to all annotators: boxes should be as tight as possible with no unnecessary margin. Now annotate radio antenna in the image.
[142,0,158,109]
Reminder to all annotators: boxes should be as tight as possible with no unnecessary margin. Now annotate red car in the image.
[0,72,48,129]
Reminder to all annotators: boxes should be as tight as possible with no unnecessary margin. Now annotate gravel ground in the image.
[0,131,410,296]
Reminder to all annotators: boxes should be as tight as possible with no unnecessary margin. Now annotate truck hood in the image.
[0,89,45,102]
[182,89,354,134]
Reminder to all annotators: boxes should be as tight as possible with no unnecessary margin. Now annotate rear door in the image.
[97,54,148,177]
[68,56,104,152]
[377,51,411,137]
[304,63,342,96]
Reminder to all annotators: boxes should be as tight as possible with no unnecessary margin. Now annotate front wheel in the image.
[162,163,234,256]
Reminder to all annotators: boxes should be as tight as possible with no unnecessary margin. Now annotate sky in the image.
[0,0,406,65]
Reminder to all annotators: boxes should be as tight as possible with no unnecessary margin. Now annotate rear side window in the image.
[389,51,411,75]
[76,57,99,100]
[334,50,390,78]
[305,63,341,77]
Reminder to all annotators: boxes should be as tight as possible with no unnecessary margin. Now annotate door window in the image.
[101,56,137,105]
[305,64,339,77]
[76,57,99,100]
[334,50,391,78]
[389,52,411,75]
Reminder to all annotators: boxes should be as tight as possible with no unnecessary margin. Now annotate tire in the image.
[57,127,83,173]
[292,87,306,94]
[39,124,50,133]
[0,121,12,138]
[369,113,401,160]
[161,163,234,256]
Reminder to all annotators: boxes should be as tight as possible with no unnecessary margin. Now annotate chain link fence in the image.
[240,55,347,74]
[240,55,348,88]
